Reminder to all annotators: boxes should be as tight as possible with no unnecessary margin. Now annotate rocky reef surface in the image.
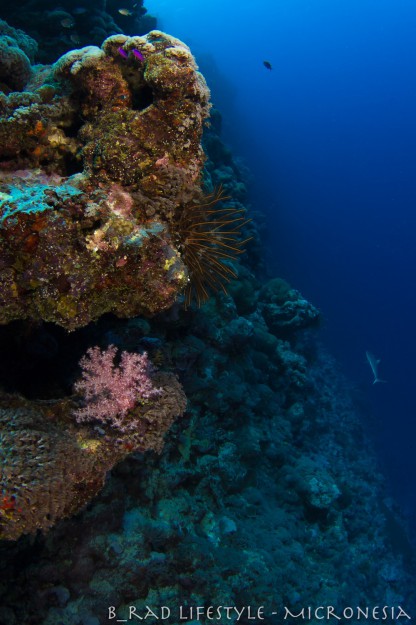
[0,13,415,625]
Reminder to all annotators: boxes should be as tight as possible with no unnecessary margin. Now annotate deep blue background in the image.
[147,0,416,518]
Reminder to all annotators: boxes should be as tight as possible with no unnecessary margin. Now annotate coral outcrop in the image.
[0,19,37,92]
[0,371,186,541]
[259,277,320,336]
[0,30,211,329]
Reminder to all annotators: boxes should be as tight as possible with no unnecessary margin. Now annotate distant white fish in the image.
[118,8,133,16]
[366,351,386,385]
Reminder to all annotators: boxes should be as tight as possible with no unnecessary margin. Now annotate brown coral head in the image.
[175,187,251,308]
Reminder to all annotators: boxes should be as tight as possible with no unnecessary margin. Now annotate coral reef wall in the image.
[0,10,415,625]
[0,272,415,622]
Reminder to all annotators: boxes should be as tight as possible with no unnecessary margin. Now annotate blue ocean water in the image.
[147,0,416,519]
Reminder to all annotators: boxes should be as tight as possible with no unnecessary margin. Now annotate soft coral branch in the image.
[73,345,161,432]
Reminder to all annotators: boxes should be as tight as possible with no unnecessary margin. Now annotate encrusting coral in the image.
[0,169,188,329]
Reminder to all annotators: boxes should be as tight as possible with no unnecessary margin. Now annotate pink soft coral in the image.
[73,345,161,432]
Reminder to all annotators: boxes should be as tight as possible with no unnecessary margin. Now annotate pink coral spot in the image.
[155,153,170,167]
[73,345,162,432]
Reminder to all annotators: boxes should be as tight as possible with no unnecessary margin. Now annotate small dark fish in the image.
[118,46,128,59]
[132,48,144,62]
[70,33,81,45]
[263,60,272,70]
[73,7,87,15]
